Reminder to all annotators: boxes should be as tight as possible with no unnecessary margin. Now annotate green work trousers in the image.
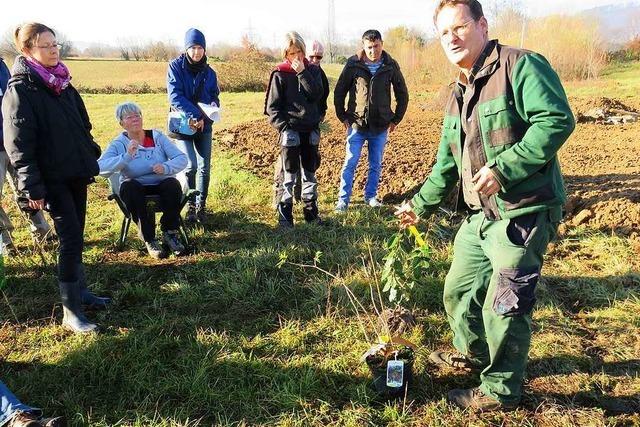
[442,207,561,404]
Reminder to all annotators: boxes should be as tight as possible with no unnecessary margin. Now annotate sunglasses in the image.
[310,55,323,60]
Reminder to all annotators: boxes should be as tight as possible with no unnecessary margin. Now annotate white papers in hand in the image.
[198,102,221,123]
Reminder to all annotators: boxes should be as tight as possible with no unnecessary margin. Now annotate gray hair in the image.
[280,31,306,60]
[115,102,142,123]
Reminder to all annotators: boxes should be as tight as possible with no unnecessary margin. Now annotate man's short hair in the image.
[433,0,484,24]
[362,29,382,42]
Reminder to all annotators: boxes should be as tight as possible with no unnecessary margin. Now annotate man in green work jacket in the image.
[395,0,575,411]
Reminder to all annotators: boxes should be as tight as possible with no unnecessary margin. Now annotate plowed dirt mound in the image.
[561,119,640,236]
[573,97,640,124]
[219,107,443,203]
[572,97,639,114]
[220,101,640,235]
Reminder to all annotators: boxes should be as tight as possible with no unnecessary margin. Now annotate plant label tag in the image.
[386,360,404,388]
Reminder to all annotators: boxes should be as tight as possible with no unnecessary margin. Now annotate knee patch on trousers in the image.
[493,266,539,316]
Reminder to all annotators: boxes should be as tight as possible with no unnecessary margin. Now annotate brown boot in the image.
[41,416,65,427]
[447,387,518,412]
[9,412,42,427]
[429,350,485,371]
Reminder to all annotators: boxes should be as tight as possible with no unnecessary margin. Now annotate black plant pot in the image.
[365,347,415,399]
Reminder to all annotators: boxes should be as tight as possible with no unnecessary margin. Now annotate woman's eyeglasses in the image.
[34,42,62,50]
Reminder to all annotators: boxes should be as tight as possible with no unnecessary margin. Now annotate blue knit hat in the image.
[184,28,206,50]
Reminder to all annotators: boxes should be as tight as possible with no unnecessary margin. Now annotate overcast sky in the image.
[0,0,632,48]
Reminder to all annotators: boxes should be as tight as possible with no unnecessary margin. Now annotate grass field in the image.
[0,60,639,426]
[66,60,344,95]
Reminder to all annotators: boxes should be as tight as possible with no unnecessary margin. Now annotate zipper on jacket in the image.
[472,86,501,221]
[365,63,390,127]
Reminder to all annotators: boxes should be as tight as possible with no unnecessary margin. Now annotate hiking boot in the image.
[9,412,42,427]
[303,200,322,224]
[145,240,167,259]
[195,205,208,223]
[41,416,65,427]
[8,413,64,427]
[334,201,347,214]
[277,202,294,228]
[365,197,383,208]
[429,350,485,371]
[447,387,517,412]
[162,230,185,255]
[185,204,197,224]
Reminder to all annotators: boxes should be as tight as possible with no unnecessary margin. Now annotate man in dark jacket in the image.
[334,29,408,212]
[395,0,575,411]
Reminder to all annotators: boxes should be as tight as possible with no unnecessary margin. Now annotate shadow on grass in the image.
[539,273,640,313]
[4,197,639,422]
[0,205,454,424]
[526,355,640,415]
[1,338,372,425]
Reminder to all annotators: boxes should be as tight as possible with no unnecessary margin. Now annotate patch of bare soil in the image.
[219,108,443,204]
[561,114,640,236]
[573,97,639,124]
[220,97,640,235]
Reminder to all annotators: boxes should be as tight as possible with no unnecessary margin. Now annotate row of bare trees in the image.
[0,30,182,62]
[0,29,73,60]
[117,41,180,61]
[383,3,610,86]
[78,40,181,61]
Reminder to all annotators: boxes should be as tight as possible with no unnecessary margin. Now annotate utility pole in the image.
[520,13,527,48]
[327,0,336,62]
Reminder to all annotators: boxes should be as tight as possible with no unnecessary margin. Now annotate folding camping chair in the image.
[106,172,199,252]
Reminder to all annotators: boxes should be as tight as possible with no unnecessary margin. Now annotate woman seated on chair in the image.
[99,102,188,259]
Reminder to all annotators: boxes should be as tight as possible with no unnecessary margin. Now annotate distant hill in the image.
[580,1,640,47]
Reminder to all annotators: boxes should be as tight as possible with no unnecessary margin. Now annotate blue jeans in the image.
[1,380,39,426]
[175,131,212,206]
[337,127,388,205]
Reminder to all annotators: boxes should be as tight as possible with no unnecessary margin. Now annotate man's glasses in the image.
[310,55,323,60]
[34,42,62,50]
[439,19,475,41]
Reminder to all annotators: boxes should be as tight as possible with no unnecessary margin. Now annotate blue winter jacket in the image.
[98,129,187,186]
[167,54,220,134]
[0,58,11,148]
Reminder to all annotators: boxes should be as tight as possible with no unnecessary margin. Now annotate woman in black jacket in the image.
[2,23,110,333]
[264,31,324,228]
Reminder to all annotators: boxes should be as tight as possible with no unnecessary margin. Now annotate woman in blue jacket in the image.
[167,28,220,224]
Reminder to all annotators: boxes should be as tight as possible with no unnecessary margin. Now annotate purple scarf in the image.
[25,56,71,95]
